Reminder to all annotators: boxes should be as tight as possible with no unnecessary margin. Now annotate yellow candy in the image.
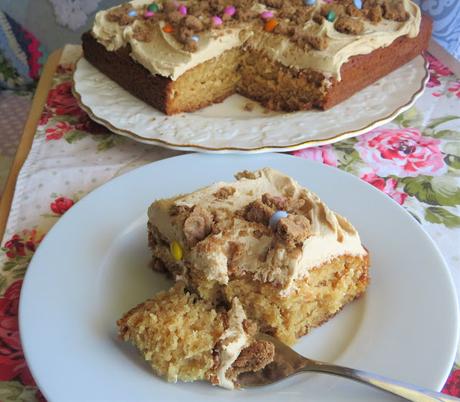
[170,241,183,261]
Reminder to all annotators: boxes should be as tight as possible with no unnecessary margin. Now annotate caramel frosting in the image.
[148,168,368,296]
[91,0,421,81]
[216,298,249,389]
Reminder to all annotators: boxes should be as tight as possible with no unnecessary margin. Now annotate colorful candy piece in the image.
[353,0,363,9]
[170,241,183,261]
[128,9,138,17]
[144,10,155,18]
[224,5,236,17]
[148,3,159,12]
[304,0,316,5]
[211,15,223,26]
[269,210,289,230]
[191,35,200,42]
[260,11,274,20]
[163,23,174,33]
[326,10,336,22]
[178,4,187,15]
[264,18,278,32]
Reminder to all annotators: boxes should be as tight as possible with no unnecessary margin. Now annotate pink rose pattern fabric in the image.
[0,52,458,399]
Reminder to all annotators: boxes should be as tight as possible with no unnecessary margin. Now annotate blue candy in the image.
[128,9,138,17]
[191,35,200,42]
[304,0,316,5]
[269,210,289,230]
[326,10,336,22]
[353,0,363,9]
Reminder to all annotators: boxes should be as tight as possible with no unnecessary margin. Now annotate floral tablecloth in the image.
[0,45,459,400]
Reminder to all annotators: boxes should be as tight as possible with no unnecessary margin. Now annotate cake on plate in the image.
[82,0,431,115]
[147,168,369,345]
[118,282,274,389]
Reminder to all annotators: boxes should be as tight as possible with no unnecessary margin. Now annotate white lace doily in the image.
[48,0,102,30]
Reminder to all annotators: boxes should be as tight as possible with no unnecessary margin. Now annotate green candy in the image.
[147,3,159,12]
[326,10,336,22]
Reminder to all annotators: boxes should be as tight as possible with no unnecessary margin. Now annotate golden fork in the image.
[237,334,459,401]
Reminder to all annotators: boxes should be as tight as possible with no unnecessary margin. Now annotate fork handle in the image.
[303,362,459,401]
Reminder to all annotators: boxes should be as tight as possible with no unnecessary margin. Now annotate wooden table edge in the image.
[0,48,63,240]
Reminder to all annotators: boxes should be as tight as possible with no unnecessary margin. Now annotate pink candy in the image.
[224,5,236,16]
[212,15,223,26]
[144,10,155,18]
[260,10,274,20]
[178,4,187,15]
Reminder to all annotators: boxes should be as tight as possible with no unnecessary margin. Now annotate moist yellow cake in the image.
[117,282,274,388]
[147,168,370,345]
[82,0,431,114]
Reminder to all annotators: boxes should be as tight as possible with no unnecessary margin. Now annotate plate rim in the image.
[71,56,429,154]
[18,153,459,400]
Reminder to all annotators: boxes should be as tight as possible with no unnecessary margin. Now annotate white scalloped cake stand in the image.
[73,55,428,154]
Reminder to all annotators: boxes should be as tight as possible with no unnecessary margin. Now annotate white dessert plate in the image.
[20,153,458,401]
[73,55,429,154]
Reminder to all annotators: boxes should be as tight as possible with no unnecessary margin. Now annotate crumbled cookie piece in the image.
[261,193,288,210]
[235,170,260,180]
[366,5,382,23]
[346,4,363,18]
[183,205,213,246]
[305,33,329,50]
[164,0,178,12]
[106,4,134,25]
[133,24,153,42]
[243,200,273,225]
[261,0,283,9]
[226,340,275,379]
[235,8,258,21]
[167,10,185,24]
[273,21,290,35]
[382,2,409,22]
[243,102,255,112]
[275,214,311,246]
[178,26,195,42]
[214,186,236,200]
[185,15,204,31]
[334,16,364,35]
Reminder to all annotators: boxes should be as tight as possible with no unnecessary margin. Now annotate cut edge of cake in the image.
[117,282,275,389]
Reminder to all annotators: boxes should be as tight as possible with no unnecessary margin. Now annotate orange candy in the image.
[264,19,278,32]
[163,23,174,33]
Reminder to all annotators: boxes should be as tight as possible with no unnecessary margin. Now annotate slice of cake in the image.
[147,168,369,345]
[117,282,274,388]
[82,0,431,114]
